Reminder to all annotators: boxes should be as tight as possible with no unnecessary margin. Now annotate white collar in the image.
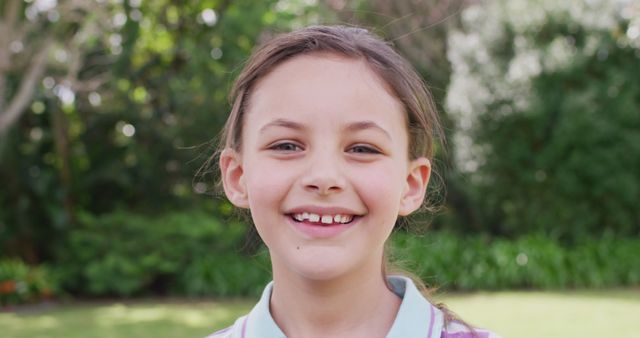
[240,275,444,338]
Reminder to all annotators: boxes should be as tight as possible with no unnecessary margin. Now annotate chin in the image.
[287,251,354,281]
[295,266,348,282]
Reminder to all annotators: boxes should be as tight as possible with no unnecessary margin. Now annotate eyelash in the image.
[348,145,381,154]
[269,142,303,152]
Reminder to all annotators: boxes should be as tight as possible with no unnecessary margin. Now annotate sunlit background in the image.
[1,0,639,337]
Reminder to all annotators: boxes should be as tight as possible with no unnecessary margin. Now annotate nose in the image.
[300,148,346,195]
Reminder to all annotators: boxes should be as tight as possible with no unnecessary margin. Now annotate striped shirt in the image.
[206,276,501,338]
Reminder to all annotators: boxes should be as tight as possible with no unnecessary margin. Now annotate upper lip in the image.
[285,205,364,216]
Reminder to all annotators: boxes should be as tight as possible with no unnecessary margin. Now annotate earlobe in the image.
[219,148,249,208]
[398,158,431,216]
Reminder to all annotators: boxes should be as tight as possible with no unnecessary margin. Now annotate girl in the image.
[209,25,499,338]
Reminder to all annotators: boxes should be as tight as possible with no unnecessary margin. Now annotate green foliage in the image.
[178,252,271,297]
[0,0,319,261]
[55,210,271,297]
[446,1,640,237]
[3,0,638,298]
[53,210,640,298]
[390,231,640,290]
[0,259,56,306]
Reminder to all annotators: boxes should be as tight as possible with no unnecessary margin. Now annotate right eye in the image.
[269,142,302,152]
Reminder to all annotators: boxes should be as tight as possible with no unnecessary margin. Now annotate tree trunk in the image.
[51,106,76,227]
[0,39,51,135]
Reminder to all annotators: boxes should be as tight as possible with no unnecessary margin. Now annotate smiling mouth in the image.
[288,212,356,226]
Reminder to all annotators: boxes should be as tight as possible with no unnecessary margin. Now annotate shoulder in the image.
[441,321,502,338]
[205,326,233,338]
[204,315,248,338]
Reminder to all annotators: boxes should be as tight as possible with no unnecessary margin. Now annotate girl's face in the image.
[221,54,430,281]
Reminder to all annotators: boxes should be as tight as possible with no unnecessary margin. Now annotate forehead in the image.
[245,53,406,130]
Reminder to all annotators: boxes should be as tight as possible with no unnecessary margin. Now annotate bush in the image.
[445,0,640,237]
[0,259,56,306]
[53,208,640,297]
[389,231,640,290]
[54,210,271,297]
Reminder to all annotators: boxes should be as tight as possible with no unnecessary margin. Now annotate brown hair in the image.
[221,25,442,162]
[212,25,474,334]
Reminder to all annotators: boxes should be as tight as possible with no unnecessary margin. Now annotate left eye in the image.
[270,142,302,152]
[348,145,380,154]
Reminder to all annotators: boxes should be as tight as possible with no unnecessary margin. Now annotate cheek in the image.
[243,160,294,237]
[245,160,289,198]
[244,169,282,247]
[352,164,405,210]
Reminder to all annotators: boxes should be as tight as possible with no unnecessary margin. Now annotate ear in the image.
[398,157,431,216]
[219,148,249,209]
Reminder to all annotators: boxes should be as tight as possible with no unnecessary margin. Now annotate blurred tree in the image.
[0,0,319,262]
[0,0,113,261]
[446,0,640,238]
[0,0,110,135]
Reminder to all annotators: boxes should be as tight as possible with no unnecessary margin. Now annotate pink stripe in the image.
[426,305,435,338]
[241,315,248,338]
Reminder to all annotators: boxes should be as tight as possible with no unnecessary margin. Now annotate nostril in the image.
[301,173,345,194]
[306,185,341,195]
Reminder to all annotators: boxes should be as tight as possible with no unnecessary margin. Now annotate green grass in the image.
[436,289,640,338]
[1,290,638,338]
[0,299,253,338]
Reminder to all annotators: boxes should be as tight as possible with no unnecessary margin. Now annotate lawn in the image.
[1,289,638,338]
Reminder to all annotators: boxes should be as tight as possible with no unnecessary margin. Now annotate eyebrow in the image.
[345,120,392,140]
[259,118,306,134]
[259,118,391,140]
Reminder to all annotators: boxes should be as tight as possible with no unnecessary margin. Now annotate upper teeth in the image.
[293,212,353,224]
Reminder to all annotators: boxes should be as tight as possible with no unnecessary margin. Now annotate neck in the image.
[269,254,401,338]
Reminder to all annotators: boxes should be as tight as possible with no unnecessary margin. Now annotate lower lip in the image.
[288,216,358,238]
